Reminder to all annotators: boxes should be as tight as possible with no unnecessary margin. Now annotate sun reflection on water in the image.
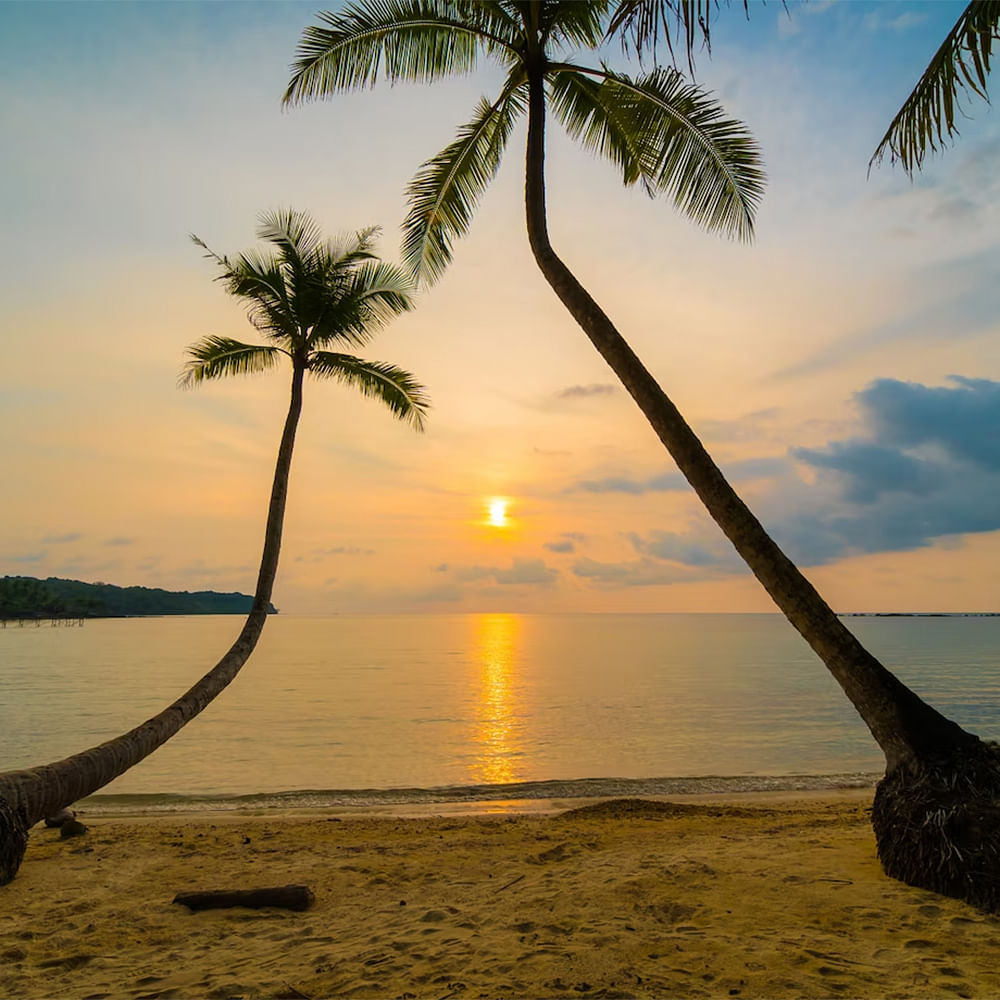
[471,613,522,785]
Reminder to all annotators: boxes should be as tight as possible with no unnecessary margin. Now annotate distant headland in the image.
[0,575,276,620]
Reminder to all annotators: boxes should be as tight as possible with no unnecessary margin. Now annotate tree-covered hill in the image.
[0,576,277,619]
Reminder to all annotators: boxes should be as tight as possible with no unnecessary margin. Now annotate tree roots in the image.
[0,796,29,887]
[873,742,1000,912]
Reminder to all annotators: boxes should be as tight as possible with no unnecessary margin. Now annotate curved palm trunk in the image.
[0,366,306,885]
[523,62,1000,909]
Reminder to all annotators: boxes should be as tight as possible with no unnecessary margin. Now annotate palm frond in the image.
[257,208,326,263]
[871,0,999,174]
[548,65,652,193]
[402,75,527,283]
[607,0,726,71]
[323,226,381,273]
[308,351,430,430]
[279,226,379,339]
[284,0,518,104]
[541,0,609,49]
[179,337,284,387]
[567,65,764,241]
[309,260,415,349]
[191,235,298,343]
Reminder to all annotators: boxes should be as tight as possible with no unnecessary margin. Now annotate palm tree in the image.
[0,209,429,885]
[284,1,1000,910]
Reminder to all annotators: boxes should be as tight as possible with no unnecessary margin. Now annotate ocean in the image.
[2,613,998,813]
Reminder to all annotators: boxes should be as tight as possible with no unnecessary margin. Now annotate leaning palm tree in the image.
[0,208,428,884]
[285,1,1000,910]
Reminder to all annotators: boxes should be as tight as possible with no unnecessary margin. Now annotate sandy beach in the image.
[2,792,999,999]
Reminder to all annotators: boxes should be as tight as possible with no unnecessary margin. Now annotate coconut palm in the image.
[0,208,428,885]
[284,1,1000,910]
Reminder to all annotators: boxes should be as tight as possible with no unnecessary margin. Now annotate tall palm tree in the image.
[0,209,429,885]
[284,1,1000,910]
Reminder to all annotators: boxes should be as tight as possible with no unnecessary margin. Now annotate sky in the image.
[2,0,999,615]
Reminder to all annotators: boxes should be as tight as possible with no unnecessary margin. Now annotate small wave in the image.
[79,772,879,816]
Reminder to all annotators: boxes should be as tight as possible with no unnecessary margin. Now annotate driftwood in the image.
[173,884,315,912]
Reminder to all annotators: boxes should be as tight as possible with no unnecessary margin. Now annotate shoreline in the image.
[5,792,1000,999]
[77,772,882,818]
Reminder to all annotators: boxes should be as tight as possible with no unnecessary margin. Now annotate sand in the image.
[2,792,999,999]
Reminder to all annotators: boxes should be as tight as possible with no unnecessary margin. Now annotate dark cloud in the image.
[543,531,586,554]
[860,377,1000,470]
[570,376,1000,589]
[784,376,1000,562]
[105,537,134,547]
[4,552,46,564]
[41,532,81,544]
[556,383,616,399]
[791,441,938,503]
[544,540,575,553]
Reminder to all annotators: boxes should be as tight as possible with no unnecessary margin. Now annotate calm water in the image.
[2,614,999,808]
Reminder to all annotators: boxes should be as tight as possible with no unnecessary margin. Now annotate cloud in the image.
[41,532,81,544]
[450,558,559,587]
[543,531,587,554]
[782,376,1000,562]
[572,556,716,587]
[105,537,134,546]
[791,441,938,504]
[556,383,616,399]
[627,531,745,571]
[3,552,46,564]
[567,376,1000,589]
[861,376,1000,470]
[864,9,927,32]
[544,539,575,553]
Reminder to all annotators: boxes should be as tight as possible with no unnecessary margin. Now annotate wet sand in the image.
[2,793,999,999]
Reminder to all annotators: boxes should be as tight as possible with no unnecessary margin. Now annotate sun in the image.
[487,497,509,527]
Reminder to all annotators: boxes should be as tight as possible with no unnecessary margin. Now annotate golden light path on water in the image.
[470,612,521,785]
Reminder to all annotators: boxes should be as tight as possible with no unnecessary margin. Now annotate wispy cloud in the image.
[41,532,81,544]
[556,383,616,400]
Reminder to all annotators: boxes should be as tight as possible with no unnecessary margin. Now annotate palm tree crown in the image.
[284,0,764,284]
[184,208,428,429]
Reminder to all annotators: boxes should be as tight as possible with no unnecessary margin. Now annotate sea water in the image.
[2,613,998,811]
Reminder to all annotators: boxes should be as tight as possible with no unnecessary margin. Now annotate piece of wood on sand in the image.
[173,884,315,912]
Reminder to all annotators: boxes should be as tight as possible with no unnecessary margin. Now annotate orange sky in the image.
[3,1,1000,614]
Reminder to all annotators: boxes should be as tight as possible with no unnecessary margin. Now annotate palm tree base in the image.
[0,797,29,886]
[873,739,1000,912]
